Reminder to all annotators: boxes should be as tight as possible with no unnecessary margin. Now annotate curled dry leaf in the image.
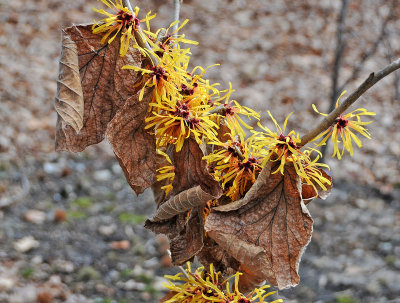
[55,24,142,152]
[152,185,219,222]
[147,138,222,265]
[205,162,313,290]
[54,33,84,133]
[145,215,185,240]
[105,88,156,194]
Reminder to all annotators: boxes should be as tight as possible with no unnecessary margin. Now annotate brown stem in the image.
[123,0,159,65]
[340,0,397,91]
[233,145,245,161]
[300,58,400,146]
[123,0,134,12]
[330,0,348,111]
[209,104,225,115]
[172,0,182,35]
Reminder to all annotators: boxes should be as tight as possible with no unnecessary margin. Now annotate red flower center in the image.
[180,84,196,96]
[335,116,349,129]
[227,141,243,157]
[150,66,168,81]
[223,102,236,117]
[117,10,137,30]
[238,157,258,172]
[186,117,200,129]
[173,102,190,119]
[277,134,297,149]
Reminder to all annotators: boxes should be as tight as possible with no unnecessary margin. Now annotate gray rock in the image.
[23,209,46,225]
[93,170,112,182]
[98,224,117,237]
[54,260,75,273]
[0,277,15,291]
[13,236,39,253]
[118,279,146,291]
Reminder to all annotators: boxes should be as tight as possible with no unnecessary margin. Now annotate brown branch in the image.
[385,38,400,100]
[209,104,225,115]
[340,0,397,91]
[233,145,245,161]
[172,0,182,35]
[155,28,167,45]
[301,58,400,146]
[329,0,349,111]
[123,0,159,65]
[123,0,134,12]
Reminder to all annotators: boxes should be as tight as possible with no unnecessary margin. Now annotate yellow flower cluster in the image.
[164,263,283,303]
[204,130,263,201]
[92,0,155,56]
[251,111,332,194]
[92,1,375,201]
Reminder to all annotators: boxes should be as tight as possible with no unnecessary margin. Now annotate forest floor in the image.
[0,0,400,302]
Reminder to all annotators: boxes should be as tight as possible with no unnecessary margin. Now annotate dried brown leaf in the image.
[54,33,84,133]
[105,88,156,194]
[238,264,265,293]
[159,291,177,303]
[205,163,313,290]
[196,237,240,276]
[147,138,222,265]
[55,24,142,152]
[145,214,187,240]
[152,185,218,222]
[217,121,232,143]
[151,180,168,206]
[170,208,204,265]
[146,211,204,265]
[171,138,222,197]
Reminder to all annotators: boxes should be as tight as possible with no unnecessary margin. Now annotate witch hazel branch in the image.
[54,1,400,301]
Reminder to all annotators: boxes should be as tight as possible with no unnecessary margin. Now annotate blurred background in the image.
[0,0,399,302]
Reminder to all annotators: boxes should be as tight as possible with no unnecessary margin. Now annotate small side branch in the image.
[340,0,397,90]
[330,0,349,111]
[123,0,134,12]
[233,145,245,161]
[301,58,400,146]
[172,0,182,35]
[385,38,400,100]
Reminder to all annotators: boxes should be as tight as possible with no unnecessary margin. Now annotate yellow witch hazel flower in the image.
[253,111,303,174]
[145,97,218,152]
[293,150,331,194]
[163,262,283,303]
[92,0,155,56]
[312,91,376,160]
[211,83,260,140]
[145,19,199,58]
[122,50,188,103]
[204,131,263,201]
[252,111,331,193]
[156,149,175,195]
